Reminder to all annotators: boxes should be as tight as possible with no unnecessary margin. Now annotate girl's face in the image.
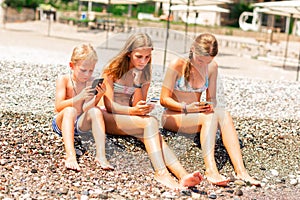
[129,47,152,70]
[71,59,96,82]
[192,52,214,66]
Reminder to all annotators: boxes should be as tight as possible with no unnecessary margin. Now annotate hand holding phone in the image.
[199,101,213,106]
[92,78,104,95]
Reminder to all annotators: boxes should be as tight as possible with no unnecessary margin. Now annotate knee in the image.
[221,110,232,121]
[148,116,159,126]
[202,113,216,125]
[63,107,77,118]
[87,107,103,120]
[215,109,232,124]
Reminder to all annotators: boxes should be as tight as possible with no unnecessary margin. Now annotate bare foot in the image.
[205,172,229,187]
[95,158,114,170]
[154,169,182,190]
[180,171,203,187]
[236,173,261,186]
[65,156,80,171]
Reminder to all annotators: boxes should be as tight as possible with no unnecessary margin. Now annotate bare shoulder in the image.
[56,74,69,86]
[57,74,69,81]
[169,57,186,74]
[208,60,218,75]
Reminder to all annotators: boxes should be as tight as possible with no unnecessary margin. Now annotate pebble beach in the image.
[0,21,300,199]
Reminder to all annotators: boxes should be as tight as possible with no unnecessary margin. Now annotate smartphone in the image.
[200,101,213,106]
[92,78,104,95]
[147,97,160,104]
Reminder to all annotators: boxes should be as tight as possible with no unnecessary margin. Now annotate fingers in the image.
[95,83,106,95]
[135,103,153,115]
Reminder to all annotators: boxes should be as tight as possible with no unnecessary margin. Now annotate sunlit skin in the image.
[160,41,260,186]
[102,40,203,189]
[54,47,113,171]
[129,47,152,70]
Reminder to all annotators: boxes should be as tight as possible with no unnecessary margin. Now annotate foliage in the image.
[228,2,253,27]
[109,5,127,16]
[135,3,155,15]
[4,0,43,9]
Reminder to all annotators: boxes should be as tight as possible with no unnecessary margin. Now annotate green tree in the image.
[4,0,43,9]
[228,2,253,27]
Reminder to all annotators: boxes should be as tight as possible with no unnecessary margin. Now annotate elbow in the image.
[103,96,113,113]
[160,97,168,108]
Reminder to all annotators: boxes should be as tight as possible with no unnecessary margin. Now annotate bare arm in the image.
[55,75,85,112]
[103,74,152,115]
[160,58,211,113]
[160,59,183,112]
[83,82,106,112]
[206,60,218,106]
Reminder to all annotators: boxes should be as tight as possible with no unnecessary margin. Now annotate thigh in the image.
[76,112,91,132]
[102,110,154,136]
[161,110,214,134]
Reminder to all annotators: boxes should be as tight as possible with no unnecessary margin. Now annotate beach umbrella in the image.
[252,0,300,80]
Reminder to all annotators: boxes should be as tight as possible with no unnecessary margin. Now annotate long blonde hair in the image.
[184,33,218,80]
[103,33,153,82]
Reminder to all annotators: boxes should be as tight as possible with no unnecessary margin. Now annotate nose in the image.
[83,71,92,78]
[140,57,148,65]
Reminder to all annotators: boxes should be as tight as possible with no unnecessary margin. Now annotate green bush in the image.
[228,2,253,27]
[4,0,43,9]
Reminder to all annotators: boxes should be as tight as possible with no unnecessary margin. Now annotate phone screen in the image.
[147,97,160,104]
[92,78,104,95]
[200,101,213,106]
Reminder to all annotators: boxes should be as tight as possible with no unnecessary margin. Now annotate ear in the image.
[190,46,195,53]
[69,62,75,69]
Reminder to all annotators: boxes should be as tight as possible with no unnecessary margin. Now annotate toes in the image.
[65,162,81,171]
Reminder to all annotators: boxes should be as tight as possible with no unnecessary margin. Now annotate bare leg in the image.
[217,109,260,186]
[103,112,183,189]
[79,107,113,170]
[58,107,81,171]
[143,117,182,189]
[200,112,229,186]
[162,111,228,186]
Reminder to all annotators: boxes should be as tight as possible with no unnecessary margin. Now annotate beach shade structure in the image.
[80,0,147,48]
[151,0,232,71]
[250,0,300,79]
[170,4,230,51]
[80,0,147,15]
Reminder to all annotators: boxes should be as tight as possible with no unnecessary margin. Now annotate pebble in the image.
[235,189,243,196]
[0,60,299,199]
[270,169,279,176]
[290,179,298,186]
[208,193,217,199]
[234,180,246,186]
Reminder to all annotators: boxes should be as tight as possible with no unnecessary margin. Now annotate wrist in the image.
[181,102,187,115]
[128,107,133,115]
